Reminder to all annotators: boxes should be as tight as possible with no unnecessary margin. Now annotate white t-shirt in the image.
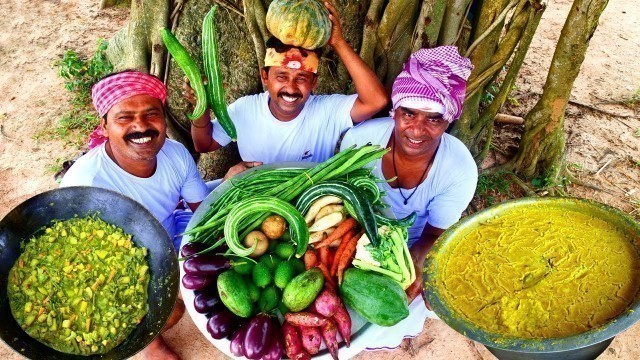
[60,139,209,238]
[212,91,358,163]
[340,118,478,246]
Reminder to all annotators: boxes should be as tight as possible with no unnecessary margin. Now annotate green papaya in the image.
[339,268,409,326]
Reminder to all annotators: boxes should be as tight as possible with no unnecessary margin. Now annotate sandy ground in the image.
[0,0,639,359]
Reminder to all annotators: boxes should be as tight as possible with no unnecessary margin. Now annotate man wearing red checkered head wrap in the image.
[62,70,209,360]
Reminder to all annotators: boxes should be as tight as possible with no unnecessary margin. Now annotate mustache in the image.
[125,129,160,141]
[278,91,302,99]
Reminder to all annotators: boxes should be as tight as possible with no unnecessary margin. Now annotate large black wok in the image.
[0,186,179,359]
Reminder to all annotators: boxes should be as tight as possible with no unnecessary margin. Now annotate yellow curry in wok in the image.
[439,206,640,339]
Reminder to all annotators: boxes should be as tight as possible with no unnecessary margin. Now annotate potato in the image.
[261,214,287,240]
[243,230,269,258]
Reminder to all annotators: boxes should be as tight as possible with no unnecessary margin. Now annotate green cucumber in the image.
[224,196,309,257]
[160,28,206,121]
[217,270,253,318]
[282,268,324,312]
[202,6,237,141]
[295,180,379,246]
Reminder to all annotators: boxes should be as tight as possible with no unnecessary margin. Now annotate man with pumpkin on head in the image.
[188,1,387,177]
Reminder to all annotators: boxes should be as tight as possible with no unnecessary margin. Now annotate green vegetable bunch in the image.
[352,225,416,289]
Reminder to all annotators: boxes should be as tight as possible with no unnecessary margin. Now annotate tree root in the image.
[214,0,244,18]
[465,0,519,57]
[507,173,538,197]
[170,0,185,29]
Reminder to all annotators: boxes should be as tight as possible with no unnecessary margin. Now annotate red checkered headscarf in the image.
[91,71,167,117]
[391,46,473,123]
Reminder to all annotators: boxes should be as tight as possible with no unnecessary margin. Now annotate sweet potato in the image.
[333,303,352,347]
[285,312,328,327]
[299,326,322,355]
[312,288,340,317]
[282,322,306,359]
[321,318,339,360]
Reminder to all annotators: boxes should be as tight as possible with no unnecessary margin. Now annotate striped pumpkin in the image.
[266,0,332,50]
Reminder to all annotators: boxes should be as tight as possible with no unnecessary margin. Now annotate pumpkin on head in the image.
[266,0,332,50]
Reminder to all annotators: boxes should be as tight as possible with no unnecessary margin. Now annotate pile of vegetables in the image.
[179,145,422,359]
[183,144,388,250]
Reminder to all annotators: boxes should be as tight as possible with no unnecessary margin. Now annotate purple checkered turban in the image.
[391,46,473,123]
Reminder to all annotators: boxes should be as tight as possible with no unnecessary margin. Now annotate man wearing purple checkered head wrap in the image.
[391,46,473,122]
[340,46,478,305]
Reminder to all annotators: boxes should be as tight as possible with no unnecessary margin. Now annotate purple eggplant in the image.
[182,274,214,290]
[183,254,230,276]
[181,241,209,257]
[261,318,284,360]
[207,308,239,340]
[243,314,273,359]
[230,323,249,357]
[194,291,222,314]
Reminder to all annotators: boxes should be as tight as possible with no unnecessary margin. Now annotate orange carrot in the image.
[327,248,336,271]
[330,229,356,276]
[313,218,357,249]
[337,231,361,284]
[318,246,330,268]
[304,249,318,270]
[316,263,336,289]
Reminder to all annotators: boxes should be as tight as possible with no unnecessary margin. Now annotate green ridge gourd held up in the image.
[161,28,206,121]
[203,5,237,141]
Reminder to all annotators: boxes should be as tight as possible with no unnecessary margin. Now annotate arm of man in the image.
[191,111,223,152]
[186,201,202,212]
[325,2,387,123]
[183,77,223,153]
[406,224,444,302]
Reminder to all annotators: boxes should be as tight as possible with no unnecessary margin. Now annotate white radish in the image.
[314,205,344,223]
[309,228,336,244]
[304,196,342,225]
[309,212,345,232]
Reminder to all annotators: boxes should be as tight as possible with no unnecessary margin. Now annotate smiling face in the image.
[261,66,318,121]
[102,94,167,166]
[392,106,449,157]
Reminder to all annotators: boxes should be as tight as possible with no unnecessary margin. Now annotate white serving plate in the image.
[180,162,425,359]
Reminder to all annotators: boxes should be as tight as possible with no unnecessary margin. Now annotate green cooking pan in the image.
[0,186,179,359]
[424,197,640,360]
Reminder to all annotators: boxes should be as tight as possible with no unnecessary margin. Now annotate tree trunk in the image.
[511,0,609,183]
[451,0,511,146]
[104,0,544,178]
[474,2,544,163]
[106,0,168,77]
